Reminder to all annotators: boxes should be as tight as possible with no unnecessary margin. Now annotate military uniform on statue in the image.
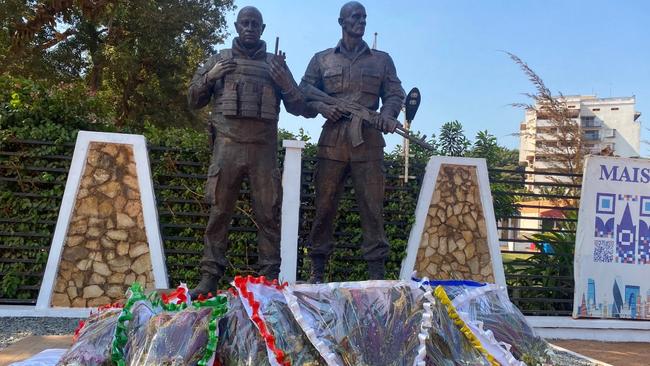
[300,1,406,282]
[188,7,307,297]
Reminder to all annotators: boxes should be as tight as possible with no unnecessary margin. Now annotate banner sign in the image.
[574,156,650,319]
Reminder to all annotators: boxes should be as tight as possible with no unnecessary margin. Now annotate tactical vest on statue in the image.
[216,49,280,122]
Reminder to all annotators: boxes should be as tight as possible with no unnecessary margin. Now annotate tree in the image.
[438,120,470,157]
[468,130,521,220]
[469,130,520,168]
[470,130,498,165]
[507,52,586,186]
[1,0,235,128]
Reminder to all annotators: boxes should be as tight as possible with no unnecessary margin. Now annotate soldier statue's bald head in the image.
[339,1,365,18]
[338,1,367,39]
[234,6,266,48]
[237,5,263,23]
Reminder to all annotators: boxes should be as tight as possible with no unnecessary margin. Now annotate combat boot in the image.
[309,256,327,284]
[189,273,220,299]
[368,259,386,280]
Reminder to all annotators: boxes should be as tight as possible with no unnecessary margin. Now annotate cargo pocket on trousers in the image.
[204,166,221,205]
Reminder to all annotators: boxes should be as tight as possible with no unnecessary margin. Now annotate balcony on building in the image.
[580,116,602,128]
[536,109,580,120]
[583,130,600,141]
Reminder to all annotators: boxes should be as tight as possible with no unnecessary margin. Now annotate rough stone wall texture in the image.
[414,164,495,282]
[51,142,154,307]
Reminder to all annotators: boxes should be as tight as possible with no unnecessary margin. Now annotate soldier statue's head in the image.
[338,1,366,39]
[234,6,266,49]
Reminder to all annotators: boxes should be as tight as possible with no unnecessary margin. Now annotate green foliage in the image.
[0,82,423,296]
[0,268,21,298]
[505,211,577,314]
[0,0,235,129]
[0,75,114,140]
[0,75,524,302]
[438,120,470,157]
[470,130,498,163]
[468,130,521,220]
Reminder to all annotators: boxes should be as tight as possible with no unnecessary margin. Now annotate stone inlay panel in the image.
[414,164,495,282]
[51,142,154,307]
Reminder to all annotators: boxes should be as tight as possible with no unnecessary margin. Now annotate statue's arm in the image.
[378,55,406,119]
[187,55,220,110]
[298,54,324,119]
[279,66,311,117]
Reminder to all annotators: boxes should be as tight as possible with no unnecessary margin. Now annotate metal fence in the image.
[0,139,579,316]
[493,168,580,316]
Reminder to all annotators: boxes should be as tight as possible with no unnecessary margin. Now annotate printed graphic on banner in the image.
[616,203,636,264]
[594,217,614,239]
[574,157,650,320]
[638,220,650,264]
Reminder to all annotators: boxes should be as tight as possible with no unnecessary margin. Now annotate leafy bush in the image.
[0,74,520,305]
[0,75,423,299]
[504,211,577,314]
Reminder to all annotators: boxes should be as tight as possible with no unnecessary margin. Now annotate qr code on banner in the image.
[594,240,614,263]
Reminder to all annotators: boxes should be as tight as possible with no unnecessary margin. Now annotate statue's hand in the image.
[269,52,294,92]
[378,114,400,133]
[207,59,236,81]
[317,102,346,121]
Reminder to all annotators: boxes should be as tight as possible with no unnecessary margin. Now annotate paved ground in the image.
[1,334,646,365]
[0,336,71,366]
[0,317,81,351]
[552,340,647,366]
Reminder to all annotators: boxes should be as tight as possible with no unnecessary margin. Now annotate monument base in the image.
[0,305,90,318]
[528,316,650,342]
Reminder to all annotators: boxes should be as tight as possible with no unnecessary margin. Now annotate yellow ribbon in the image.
[433,285,500,366]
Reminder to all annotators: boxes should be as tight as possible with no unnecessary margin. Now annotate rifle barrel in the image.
[394,128,435,151]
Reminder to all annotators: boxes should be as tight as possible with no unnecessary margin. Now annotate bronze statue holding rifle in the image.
[300,1,423,282]
[187,6,307,296]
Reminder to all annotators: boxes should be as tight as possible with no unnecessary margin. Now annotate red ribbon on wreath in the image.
[234,275,290,366]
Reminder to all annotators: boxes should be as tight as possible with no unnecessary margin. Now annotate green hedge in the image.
[0,75,422,300]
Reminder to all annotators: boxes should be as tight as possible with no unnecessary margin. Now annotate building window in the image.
[584,131,600,140]
[611,107,619,111]
[536,127,557,134]
[604,129,616,138]
[537,140,558,148]
[581,116,600,128]
[592,108,600,111]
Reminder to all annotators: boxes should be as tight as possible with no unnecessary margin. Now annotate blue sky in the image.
[220,0,650,155]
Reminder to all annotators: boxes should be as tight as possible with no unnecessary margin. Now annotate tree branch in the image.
[39,28,77,49]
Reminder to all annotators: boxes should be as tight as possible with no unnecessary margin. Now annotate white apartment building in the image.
[519,95,641,170]
[519,95,641,174]
[506,96,642,251]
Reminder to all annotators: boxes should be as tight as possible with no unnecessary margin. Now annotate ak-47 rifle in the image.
[303,84,435,151]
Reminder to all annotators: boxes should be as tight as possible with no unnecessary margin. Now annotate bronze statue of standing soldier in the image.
[187,6,307,296]
[300,1,406,282]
